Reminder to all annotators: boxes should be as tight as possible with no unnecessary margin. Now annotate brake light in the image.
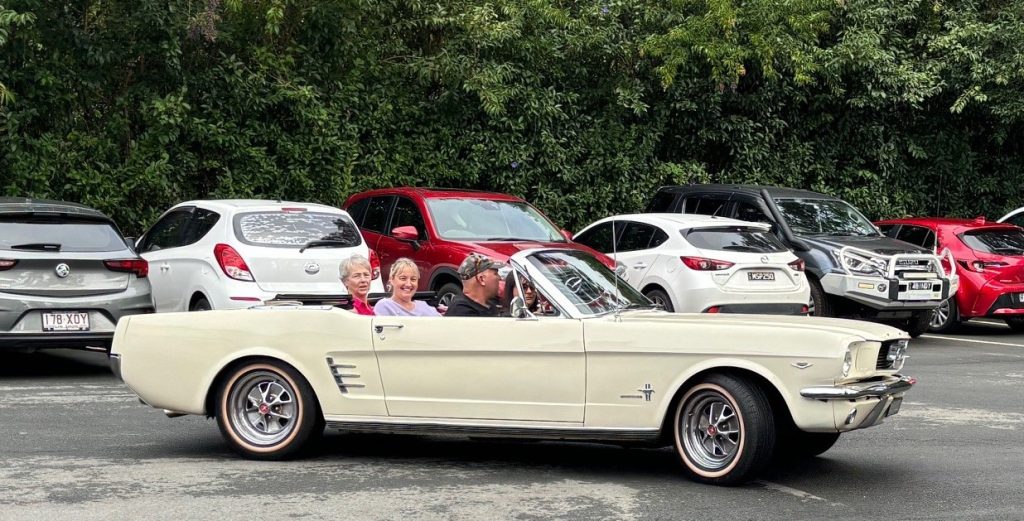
[280,207,306,213]
[681,256,734,271]
[104,259,149,278]
[368,249,381,280]
[0,259,16,270]
[788,258,805,271]
[958,260,1008,273]
[800,305,809,314]
[706,306,721,313]
[214,243,255,281]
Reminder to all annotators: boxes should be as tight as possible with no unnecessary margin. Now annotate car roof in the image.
[593,213,768,230]
[351,187,524,202]
[174,199,347,213]
[0,197,112,221]
[876,216,1019,231]
[656,184,837,200]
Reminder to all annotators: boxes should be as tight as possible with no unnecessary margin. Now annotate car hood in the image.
[799,235,928,255]
[612,311,907,342]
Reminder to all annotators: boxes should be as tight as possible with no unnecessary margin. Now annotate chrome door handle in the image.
[374,324,404,334]
[632,263,647,269]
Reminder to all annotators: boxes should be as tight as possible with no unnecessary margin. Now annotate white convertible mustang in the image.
[110,248,914,485]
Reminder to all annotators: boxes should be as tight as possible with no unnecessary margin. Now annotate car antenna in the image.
[612,219,623,318]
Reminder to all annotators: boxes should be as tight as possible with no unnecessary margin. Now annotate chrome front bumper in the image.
[801,375,916,431]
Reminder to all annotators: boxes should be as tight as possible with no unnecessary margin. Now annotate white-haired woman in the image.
[374,258,441,317]
[340,254,375,316]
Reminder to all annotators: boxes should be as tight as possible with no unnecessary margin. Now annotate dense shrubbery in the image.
[1,0,1022,234]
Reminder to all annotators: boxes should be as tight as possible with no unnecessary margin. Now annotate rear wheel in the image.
[929,297,960,333]
[673,374,775,485]
[808,278,833,317]
[215,360,321,460]
[436,282,462,310]
[190,296,211,311]
[905,310,932,337]
[645,288,674,312]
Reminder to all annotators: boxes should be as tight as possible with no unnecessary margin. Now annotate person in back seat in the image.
[445,253,504,317]
[340,255,375,316]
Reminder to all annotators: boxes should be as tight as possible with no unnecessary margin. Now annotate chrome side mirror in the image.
[510,296,530,319]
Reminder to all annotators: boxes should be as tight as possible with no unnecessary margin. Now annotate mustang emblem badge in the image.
[791,361,813,369]
[638,383,655,401]
[55,263,71,278]
[304,262,320,275]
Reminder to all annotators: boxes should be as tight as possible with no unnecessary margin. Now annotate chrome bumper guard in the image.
[800,375,915,400]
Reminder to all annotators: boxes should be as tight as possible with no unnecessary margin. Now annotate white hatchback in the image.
[137,200,384,312]
[574,213,810,314]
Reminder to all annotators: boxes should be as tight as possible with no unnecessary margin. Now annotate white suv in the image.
[574,213,810,314]
[137,200,384,311]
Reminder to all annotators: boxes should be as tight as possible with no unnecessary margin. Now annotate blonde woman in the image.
[374,258,442,317]
[340,255,375,316]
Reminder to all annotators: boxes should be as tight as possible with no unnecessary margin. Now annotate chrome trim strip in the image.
[800,375,915,400]
[325,420,661,442]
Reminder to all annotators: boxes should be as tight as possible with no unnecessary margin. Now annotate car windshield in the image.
[233,211,362,248]
[426,199,565,242]
[959,229,1024,255]
[527,250,650,316]
[0,218,126,252]
[774,198,879,237]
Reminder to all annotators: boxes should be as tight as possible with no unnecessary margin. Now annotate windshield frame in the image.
[425,198,567,243]
[773,197,881,237]
[516,248,654,319]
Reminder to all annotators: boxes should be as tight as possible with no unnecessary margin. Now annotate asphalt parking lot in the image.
[1,321,1022,521]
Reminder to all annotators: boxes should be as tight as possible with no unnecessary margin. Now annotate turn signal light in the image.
[368,249,381,280]
[214,243,255,281]
[680,256,734,271]
[0,259,16,270]
[104,259,149,278]
[788,259,806,271]
[706,306,722,313]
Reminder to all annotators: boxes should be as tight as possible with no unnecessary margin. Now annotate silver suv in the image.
[0,198,154,352]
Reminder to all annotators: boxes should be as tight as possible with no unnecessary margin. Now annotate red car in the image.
[342,188,614,307]
[876,217,1024,332]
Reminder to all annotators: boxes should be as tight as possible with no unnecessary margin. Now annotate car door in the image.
[374,196,430,289]
[370,316,586,423]
[355,196,396,256]
[138,209,193,311]
[613,221,661,285]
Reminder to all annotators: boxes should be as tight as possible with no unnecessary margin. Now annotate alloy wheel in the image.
[681,390,742,470]
[228,370,298,446]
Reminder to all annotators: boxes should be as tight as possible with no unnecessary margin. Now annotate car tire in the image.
[672,374,775,485]
[190,297,212,312]
[1005,317,1024,332]
[436,282,462,310]
[645,288,674,312]
[808,278,833,317]
[215,360,321,460]
[929,297,960,333]
[905,310,932,338]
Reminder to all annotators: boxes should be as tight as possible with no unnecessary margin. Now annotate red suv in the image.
[342,188,614,306]
[876,217,1024,332]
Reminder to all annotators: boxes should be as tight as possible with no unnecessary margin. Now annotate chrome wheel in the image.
[681,390,741,470]
[930,298,951,329]
[228,371,298,446]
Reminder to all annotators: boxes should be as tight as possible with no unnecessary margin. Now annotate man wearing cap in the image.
[445,253,505,317]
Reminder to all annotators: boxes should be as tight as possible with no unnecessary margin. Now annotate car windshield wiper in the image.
[299,239,352,253]
[481,237,530,242]
[11,242,62,251]
[722,245,762,252]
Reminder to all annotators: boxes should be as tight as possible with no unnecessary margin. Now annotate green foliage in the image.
[1,0,1023,235]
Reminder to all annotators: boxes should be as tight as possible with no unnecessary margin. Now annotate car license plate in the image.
[885,396,903,417]
[42,312,90,332]
[909,281,933,291]
[748,272,775,281]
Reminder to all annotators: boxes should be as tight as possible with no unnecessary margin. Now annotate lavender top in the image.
[374,298,442,317]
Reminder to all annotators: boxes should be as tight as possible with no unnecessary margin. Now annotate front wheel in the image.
[929,297,960,333]
[216,360,321,459]
[776,431,840,459]
[673,374,776,485]
[808,278,834,317]
[905,310,932,338]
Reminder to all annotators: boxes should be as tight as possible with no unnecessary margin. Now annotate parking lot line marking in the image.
[920,334,1024,348]
[756,481,845,507]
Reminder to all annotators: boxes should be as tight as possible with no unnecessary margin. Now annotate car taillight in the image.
[214,243,255,281]
[0,259,16,270]
[104,259,149,278]
[958,259,1008,273]
[680,256,735,271]
[800,305,809,314]
[368,249,381,280]
[788,258,805,271]
[706,306,721,313]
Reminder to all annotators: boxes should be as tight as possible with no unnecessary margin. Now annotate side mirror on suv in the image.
[392,226,421,250]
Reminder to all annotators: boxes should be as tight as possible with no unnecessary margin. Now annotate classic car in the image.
[109,248,914,485]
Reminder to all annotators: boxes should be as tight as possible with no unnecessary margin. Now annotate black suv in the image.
[646,185,956,336]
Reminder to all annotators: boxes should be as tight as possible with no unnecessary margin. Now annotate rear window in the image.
[0,218,126,252]
[233,211,362,248]
[959,229,1024,255]
[682,226,787,253]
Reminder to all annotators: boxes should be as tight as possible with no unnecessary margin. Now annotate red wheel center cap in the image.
[707,425,718,436]
[258,403,270,415]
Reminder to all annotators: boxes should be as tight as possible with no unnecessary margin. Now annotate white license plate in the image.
[42,312,90,332]
[909,281,934,291]
[748,272,775,281]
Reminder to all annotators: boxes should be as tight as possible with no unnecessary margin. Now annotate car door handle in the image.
[632,263,647,269]
[374,324,404,334]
